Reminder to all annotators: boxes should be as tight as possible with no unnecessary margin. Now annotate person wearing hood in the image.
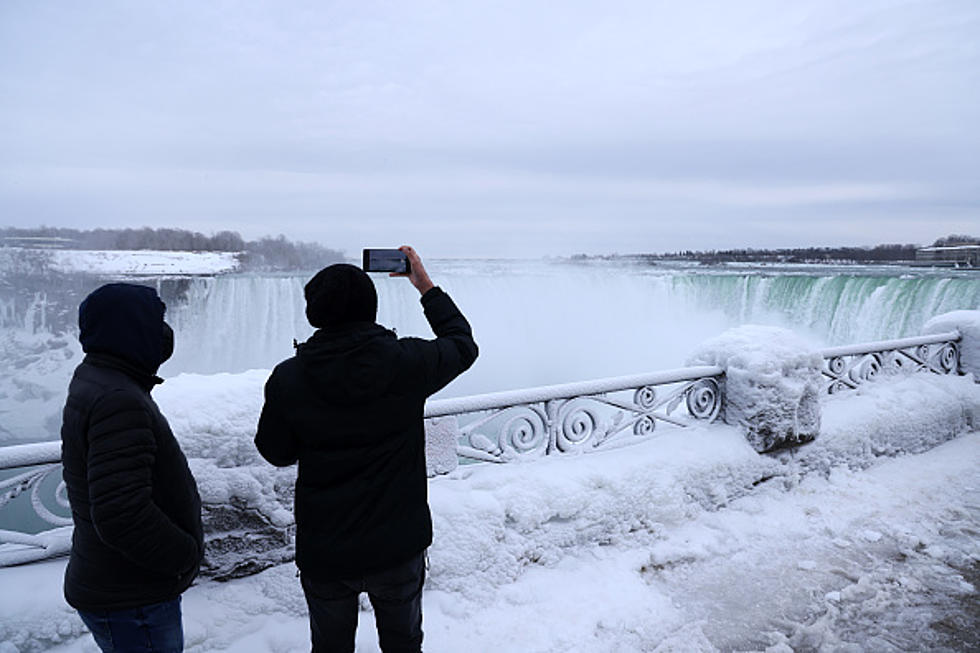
[255,246,478,653]
[61,283,203,652]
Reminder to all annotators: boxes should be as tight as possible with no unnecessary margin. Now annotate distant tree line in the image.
[0,226,344,271]
[571,234,979,265]
[652,234,978,264]
[931,234,978,247]
[659,243,920,264]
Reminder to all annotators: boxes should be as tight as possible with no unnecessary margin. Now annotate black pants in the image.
[300,552,425,653]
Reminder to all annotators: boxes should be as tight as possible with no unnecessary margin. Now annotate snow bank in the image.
[6,432,977,653]
[789,372,980,473]
[0,559,86,652]
[45,249,240,276]
[428,425,780,598]
[687,325,823,452]
[924,309,980,379]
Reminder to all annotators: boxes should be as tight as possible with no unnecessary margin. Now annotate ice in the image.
[11,425,975,652]
[45,250,240,276]
[924,309,980,378]
[423,416,459,477]
[687,325,824,451]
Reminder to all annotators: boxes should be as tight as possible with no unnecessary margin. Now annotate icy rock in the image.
[688,325,823,452]
[188,459,296,581]
[923,310,980,379]
[200,499,294,581]
[425,416,459,477]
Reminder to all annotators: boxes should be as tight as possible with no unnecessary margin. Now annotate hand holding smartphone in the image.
[362,248,410,274]
[362,246,433,295]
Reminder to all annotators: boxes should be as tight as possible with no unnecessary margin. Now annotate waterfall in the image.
[667,272,978,345]
[159,264,979,397]
[1,260,977,443]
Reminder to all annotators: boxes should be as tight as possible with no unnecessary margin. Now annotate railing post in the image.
[688,326,824,452]
[924,310,980,379]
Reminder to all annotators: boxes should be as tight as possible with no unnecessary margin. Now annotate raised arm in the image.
[393,246,478,396]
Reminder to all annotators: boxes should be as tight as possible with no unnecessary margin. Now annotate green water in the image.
[669,273,979,344]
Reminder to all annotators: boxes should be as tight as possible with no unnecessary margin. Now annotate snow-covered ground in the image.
[45,249,240,276]
[1,372,977,652]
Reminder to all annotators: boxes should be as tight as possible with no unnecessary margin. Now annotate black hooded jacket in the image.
[61,283,203,611]
[254,286,478,580]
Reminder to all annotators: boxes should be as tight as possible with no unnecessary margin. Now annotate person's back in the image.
[255,247,477,652]
[61,282,203,652]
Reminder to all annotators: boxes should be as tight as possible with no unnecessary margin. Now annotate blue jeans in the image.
[301,553,425,653]
[77,597,184,652]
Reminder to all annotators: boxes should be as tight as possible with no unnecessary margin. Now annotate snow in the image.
[0,441,60,468]
[1,371,978,651]
[425,367,724,418]
[924,310,980,378]
[424,417,459,477]
[687,325,824,451]
[0,331,81,445]
[687,325,824,376]
[45,250,240,276]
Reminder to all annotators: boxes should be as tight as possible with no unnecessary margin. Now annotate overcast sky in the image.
[1,0,978,258]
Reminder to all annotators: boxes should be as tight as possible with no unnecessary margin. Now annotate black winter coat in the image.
[255,287,477,580]
[61,284,203,611]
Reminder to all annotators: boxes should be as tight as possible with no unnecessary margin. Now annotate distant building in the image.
[915,245,980,267]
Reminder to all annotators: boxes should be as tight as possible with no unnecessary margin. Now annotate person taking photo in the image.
[255,245,478,653]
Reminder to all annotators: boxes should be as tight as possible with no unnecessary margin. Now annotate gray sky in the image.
[1,0,978,258]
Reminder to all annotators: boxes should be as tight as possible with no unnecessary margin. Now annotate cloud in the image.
[0,0,977,255]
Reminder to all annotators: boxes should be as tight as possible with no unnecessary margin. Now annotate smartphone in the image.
[362,248,411,274]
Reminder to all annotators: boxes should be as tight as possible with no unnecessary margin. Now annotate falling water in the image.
[1,260,977,443]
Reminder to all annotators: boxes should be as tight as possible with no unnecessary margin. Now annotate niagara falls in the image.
[3,0,980,650]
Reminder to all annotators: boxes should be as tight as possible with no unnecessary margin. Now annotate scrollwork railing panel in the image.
[0,456,73,567]
[427,368,726,463]
[820,330,961,395]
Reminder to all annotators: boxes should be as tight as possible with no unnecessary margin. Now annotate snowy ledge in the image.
[44,249,241,276]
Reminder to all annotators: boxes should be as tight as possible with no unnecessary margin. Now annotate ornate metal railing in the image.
[819,330,961,395]
[425,366,725,463]
[0,441,71,566]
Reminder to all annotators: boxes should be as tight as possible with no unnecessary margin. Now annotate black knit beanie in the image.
[304,263,378,328]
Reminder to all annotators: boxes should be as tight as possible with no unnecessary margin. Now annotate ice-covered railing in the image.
[424,366,725,463]
[0,441,70,565]
[819,331,961,395]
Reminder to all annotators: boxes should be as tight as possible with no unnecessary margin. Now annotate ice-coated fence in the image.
[427,366,724,464]
[0,319,972,569]
[820,331,961,394]
[0,441,69,565]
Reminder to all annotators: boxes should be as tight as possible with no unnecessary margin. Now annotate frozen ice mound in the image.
[687,325,824,452]
[924,309,980,379]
